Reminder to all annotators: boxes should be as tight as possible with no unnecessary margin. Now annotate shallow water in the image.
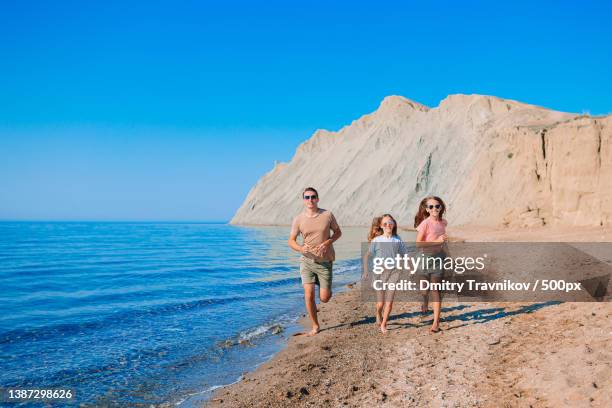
[0,222,370,406]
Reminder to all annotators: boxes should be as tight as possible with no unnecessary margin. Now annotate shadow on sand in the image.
[319,301,562,333]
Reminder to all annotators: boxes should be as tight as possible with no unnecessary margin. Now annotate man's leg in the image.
[300,259,321,336]
[318,261,333,303]
[303,283,320,336]
[319,287,331,303]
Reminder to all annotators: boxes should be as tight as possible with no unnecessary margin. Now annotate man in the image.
[288,187,342,336]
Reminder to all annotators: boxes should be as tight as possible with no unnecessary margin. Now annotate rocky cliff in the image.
[231,94,611,227]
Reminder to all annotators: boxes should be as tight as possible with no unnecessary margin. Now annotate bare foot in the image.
[430,324,440,333]
[420,307,431,321]
[307,326,320,336]
[380,324,388,334]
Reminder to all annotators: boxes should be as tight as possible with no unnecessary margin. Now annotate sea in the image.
[0,222,371,407]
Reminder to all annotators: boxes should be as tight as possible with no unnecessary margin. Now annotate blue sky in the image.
[1,0,611,221]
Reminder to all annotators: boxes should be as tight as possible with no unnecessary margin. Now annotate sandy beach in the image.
[206,227,611,407]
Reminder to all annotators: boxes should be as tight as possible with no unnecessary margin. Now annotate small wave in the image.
[215,313,299,350]
[238,323,281,342]
[228,275,300,290]
[175,377,242,407]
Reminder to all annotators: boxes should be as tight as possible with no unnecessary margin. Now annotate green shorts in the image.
[300,257,333,289]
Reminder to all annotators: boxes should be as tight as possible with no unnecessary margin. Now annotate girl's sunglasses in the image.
[382,221,395,226]
[303,195,318,200]
[427,204,441,209]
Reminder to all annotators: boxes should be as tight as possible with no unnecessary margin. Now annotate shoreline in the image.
[231,222,612,232]
[204,226,611,407]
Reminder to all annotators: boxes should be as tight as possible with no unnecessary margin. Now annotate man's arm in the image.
[328,222,342,244]
[288,217,305,253]
[317,214,342,254]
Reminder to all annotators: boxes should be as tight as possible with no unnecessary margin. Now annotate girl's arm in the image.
[361,250,369,279]
[416,228,446,247]
[399,238,408,256]
[361,241,374,279]
[416,231,433,247]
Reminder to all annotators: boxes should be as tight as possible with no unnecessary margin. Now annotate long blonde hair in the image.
[368,216,383,241]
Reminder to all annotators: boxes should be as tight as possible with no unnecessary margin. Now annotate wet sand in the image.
[205,227,611,407]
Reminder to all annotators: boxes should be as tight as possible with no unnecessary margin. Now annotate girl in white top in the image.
[368,214,408,334]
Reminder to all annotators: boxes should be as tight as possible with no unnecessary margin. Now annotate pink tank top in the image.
[416,217,447,242]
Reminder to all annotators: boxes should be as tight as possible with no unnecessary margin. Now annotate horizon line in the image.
[0,219,230,224]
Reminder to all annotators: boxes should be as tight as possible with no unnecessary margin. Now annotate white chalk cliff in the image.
[231,94,611,227]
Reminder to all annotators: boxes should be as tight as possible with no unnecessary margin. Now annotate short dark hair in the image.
[302,187,319,198]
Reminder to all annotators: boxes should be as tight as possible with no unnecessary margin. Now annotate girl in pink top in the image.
[414,196,448,333]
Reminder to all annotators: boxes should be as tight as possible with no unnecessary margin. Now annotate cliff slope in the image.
[231,94,611,227]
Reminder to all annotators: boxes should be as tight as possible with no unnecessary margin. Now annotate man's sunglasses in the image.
[427,204,441,209]
[303,195,318,200]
